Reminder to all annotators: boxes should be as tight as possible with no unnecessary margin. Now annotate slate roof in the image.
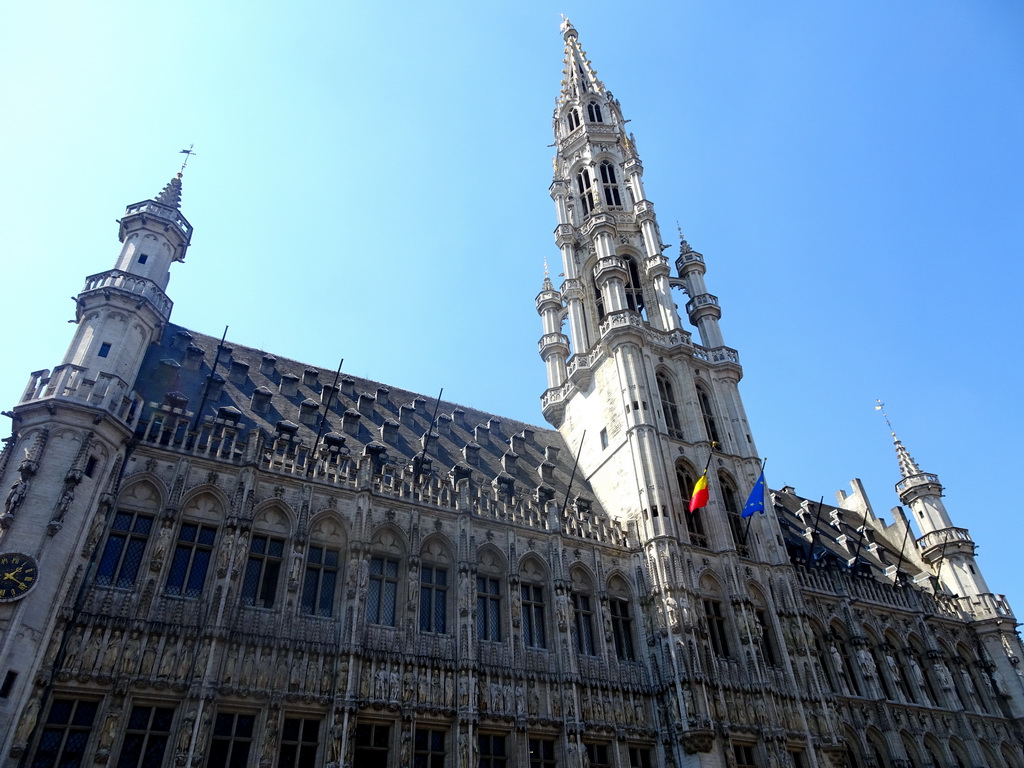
[133,323,605,518]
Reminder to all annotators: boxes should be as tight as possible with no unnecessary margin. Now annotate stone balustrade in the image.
[82,269,173,317]
[21,366,143,429]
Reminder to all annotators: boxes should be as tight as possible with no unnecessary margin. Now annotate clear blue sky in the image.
[2,2,1021,609]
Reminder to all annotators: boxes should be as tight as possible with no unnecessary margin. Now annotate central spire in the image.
[559,17,607,101]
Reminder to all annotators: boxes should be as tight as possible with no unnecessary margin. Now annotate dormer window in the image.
[600,162,622,207]
[587,102,603,123]
[576,169,594,216]
[567,108,581,132]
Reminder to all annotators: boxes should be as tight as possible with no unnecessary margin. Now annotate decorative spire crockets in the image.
[559,17,606,101]
[154,173,183,210]
[891,430,924,481]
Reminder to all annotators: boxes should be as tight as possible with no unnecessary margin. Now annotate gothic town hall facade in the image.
[1,21,1021,768]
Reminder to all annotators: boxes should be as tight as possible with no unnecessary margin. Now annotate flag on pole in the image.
[741,470,767,518]
[689,473,709,513]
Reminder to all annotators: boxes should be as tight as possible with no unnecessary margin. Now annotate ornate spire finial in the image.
[876,400,922,480]
[154,175,183,209]
[676,222,693,255]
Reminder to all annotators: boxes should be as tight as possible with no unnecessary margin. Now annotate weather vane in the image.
[178,144,197,174]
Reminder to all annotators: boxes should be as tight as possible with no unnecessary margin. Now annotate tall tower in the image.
[890,429,989,598]
[0,175,190,759]
[538,20,779,561]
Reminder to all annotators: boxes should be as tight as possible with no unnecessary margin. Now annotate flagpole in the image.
[850,503,869,572]
[805,497,825,569]
[191,325,229,434]
[559,431,586,518]
[306,358,344,477]
[892,515,912,588]
[741,457,766,547]
[412,388,444,485]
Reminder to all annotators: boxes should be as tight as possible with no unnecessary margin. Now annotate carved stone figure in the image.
[13,695,41,746]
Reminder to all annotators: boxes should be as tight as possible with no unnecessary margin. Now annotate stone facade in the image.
[0,19,1021,768]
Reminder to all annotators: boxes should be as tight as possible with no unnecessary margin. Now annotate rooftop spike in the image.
[875,400,924,480]
[558,17,606,102]
[154,173,183,209]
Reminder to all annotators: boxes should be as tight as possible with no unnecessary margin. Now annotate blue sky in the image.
[1,2,1021,609]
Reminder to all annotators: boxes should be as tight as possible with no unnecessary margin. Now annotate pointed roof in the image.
[559,18,606,102]
[891,430,924,480]
[154,173,183,209]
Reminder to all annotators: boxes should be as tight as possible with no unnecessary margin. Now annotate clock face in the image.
[0,553,39,602]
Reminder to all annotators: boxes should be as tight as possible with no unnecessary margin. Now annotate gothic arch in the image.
[568,562,597,589]
[370,523,408,559]
[308,511,348,547]
[1000,741,1022,768]
[864,727,890,768]
[117,477,165,510]
[947,737,970,768]
[676,460,708,547]
[979,741,1003,768]
[656,368,684,440]
[518,553,549,581]
[694,379,722,445]
[899,730,923,768]
[697,570,725,596]
[419,533,454,566]
[605,571,632,596]
[251,502,294,536]
[179,486,230,520]
[840,726,865,768]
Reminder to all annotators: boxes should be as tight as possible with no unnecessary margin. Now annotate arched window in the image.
[599,162,621,207]
[607,575,635,661]
[567,108,581,132]
[720,473,748,558]
[700,578,733,660]
[696,384,721,445]
[593,278,605,320]
[367,527,405,627]
[97,481,160,590]
[419,536,452,634]
[570,568,598,656]
[302,516,344,618]
[477,547,505,642]
[656,372,684,440]
[676,463,708,547]
[587,102,603,123]
[166,491,221,599]
[623,256,645,315]
[520,557,548,650]
[576,169,594,216]
[749,588,778,667]
[241,505,291,609]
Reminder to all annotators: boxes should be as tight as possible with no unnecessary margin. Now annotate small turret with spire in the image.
[18,171,194,422]
[878,402,989,598]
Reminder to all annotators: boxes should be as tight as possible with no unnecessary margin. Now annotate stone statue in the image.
[151,526,171,570]
[857,648,877,679]
[13,695,41,746]
[5,479,28,514]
